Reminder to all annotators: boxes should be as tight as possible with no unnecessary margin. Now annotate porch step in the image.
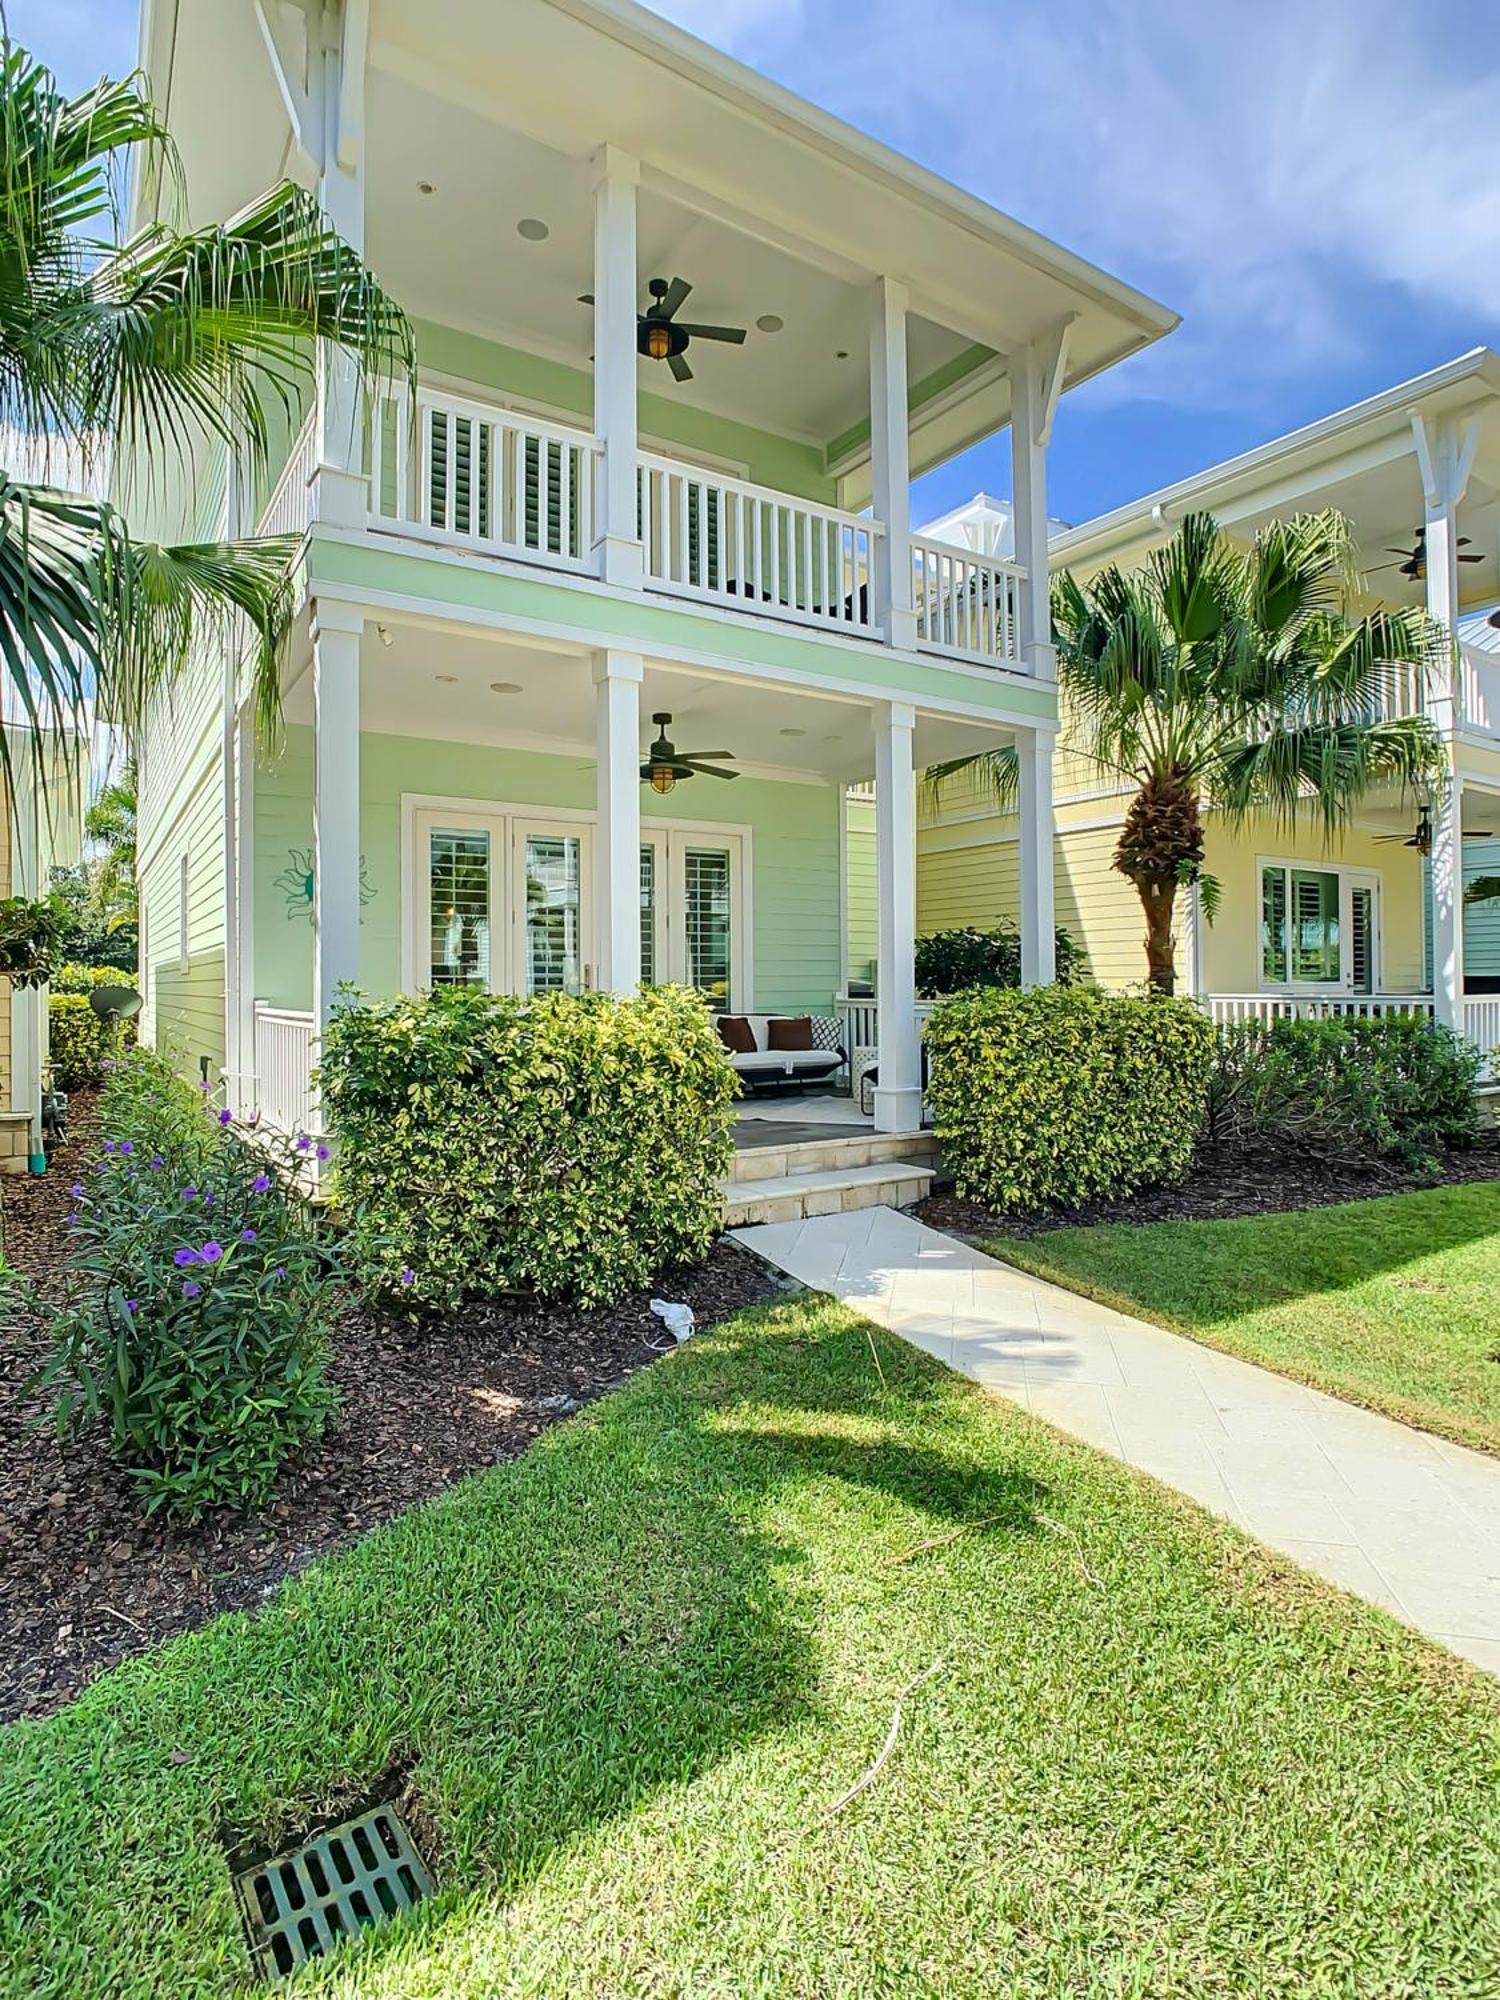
[728,1130,940,1185]
[722,1160,933,1227]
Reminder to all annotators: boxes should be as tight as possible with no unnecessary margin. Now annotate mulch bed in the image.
[0,1096,780,1726]
[920,1136,1500,1241]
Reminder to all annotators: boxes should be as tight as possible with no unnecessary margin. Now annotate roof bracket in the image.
[1411,410,1481,514]
[254,0,322,183]
[1033,315,1076,448]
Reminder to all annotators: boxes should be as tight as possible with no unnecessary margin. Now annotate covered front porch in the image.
[237,605,1057,1138]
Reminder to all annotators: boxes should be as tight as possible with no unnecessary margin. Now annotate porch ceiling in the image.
[278,621,1009,783]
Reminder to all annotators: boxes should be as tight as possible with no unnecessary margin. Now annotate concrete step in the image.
[729,1129,940,1185]
[722,1160,933,1227]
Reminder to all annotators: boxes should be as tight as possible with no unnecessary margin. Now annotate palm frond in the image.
[922,745,1020,814]
[1208,713,1446,837]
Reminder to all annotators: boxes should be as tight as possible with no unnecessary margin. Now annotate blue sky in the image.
[22,0,1500,527]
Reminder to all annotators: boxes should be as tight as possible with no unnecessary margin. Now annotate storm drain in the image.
[233,1800,434,1980]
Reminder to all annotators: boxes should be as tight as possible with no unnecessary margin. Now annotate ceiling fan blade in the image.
[1385,548,1418,558]
[1459,551,1485,562]
[683,761,738,779]
[578,293,595,306]
[656,276,692,319]
[675,322,747,344]
[667,350,693,383]
[1464,829,1497,837]
[676,749,735,760]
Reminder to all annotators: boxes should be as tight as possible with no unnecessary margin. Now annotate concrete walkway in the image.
[731,1206,1500,1674]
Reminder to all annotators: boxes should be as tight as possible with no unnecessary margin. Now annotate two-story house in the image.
[128,0,1175,1139]
[914,350,1500,1073]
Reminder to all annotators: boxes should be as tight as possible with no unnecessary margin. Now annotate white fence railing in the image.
[1205,992,1436,1029]
[1461,648,1500,737]
[639,452,881,637]
[369,387,599,573]
[257,413,317,541]
[912,537,1025,670]
[1464,997,1500,1079]
[253,1005,318,1137]
[834,995,937,1052]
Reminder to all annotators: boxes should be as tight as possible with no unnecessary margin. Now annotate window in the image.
[428,830,492,988]
[683,846,733,1005]
[1260,862,1378,991]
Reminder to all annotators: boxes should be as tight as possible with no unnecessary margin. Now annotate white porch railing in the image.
[368,386,599,574]
[258,412,317,541]
[1461,647,1500,737]
[1464,997,1500,1078]
[1205,992,1436,1028]
[253,1005,318,1136]
[911,536,1025,670]
[835,994,936,1052]
[638,452,881,637]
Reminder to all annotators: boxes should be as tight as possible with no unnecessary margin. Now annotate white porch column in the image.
[311,0,368,528]
[1009,328,1069,683]
[593,649,643,993]
[311,601,363,1033]
[1414,411,1479,1031]
[868,276,918,649]
[592,145,644,588]
[874,700,921,1131]
[1017,726,1057,986]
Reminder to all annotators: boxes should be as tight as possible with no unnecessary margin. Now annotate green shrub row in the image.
[915,923,1087,996]
[47,993,127,1091]
[9,1049,338,1517]
[926,985,1216,1212]
[320,983,737,1311]
[1207,1014,1480,1172]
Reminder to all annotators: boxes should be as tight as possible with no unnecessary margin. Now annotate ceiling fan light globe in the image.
[646,322,672,361]
[648,764,676,795]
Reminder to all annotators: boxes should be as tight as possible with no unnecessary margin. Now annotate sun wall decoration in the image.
[274,848,377,924]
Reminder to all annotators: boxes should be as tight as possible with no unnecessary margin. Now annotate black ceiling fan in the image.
[578,276,746,383]
[1369,526,1485,581]
[640,713,739,794]
[1374,803,1495,855]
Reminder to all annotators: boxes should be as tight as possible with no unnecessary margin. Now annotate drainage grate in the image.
[233,1801,434,1980]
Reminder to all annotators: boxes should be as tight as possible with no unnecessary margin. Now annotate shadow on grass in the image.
[989,1180,1500,1326]
[3,1301,1045,1996]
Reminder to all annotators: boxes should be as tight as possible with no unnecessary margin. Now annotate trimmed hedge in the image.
[320,983,737,1310]
[47,993,125,1091]
[1208,1014,1481,1173]
[926,985,1215,1213]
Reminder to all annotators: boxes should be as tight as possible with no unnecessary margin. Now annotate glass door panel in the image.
[682,844,733,1006]
[516,824,589,996]
[428,828,493,988]
[1350,885,1374,994]
[639,841,660,986]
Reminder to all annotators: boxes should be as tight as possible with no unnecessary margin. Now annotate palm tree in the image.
[0,43,412,799]
[929,510,1449,995]
[82,759,137,933]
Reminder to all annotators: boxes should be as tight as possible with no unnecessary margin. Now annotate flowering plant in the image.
[16,1047,339,1517]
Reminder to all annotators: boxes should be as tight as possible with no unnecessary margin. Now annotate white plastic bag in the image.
[649,1299,696,1344]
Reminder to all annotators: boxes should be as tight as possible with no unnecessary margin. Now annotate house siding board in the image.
[845,795,876,990]
[253,727,841,1016]
[139,749,227,1079]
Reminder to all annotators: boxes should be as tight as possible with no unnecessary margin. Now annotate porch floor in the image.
[733,1092,872,1152]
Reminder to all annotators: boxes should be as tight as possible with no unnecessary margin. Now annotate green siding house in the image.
[129,0,1175,1134]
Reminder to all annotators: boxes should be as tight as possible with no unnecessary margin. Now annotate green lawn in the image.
[4,1295,1500,1999]
[986,1182,1500,1456]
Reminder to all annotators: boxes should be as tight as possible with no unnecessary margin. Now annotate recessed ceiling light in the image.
[490,680,523,694]
[516,217,549,241]
[416,180,437,196]
[835,349,849,360]
[756,313,784,334]
[435,673,458,683]
[779,727,806,738]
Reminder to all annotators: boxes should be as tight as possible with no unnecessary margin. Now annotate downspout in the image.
[221,446,240,1109]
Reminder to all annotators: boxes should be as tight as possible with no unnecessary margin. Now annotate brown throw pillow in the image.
[767,1016,814,1051]
[716,1015,757,1054]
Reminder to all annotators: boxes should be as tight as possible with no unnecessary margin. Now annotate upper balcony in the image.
[155,0,1175,683]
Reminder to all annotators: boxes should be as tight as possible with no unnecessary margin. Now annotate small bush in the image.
[926,985,1215,1213]
[47,992,127,1091]
[51,961,137,996]
[321,984,737,1310]
[915,923,1086,997]
[18,1048,338,1517]
[1207,1014,1481,1173]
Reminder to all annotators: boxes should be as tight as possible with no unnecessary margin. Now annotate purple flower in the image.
[70,1183,84,1199]
[198,1079,212,1092]
[181,1280,201,1300]
[173,1248,200,1268]
[124,1299,138,1313]
[103,1140,117,1154]
[219,1109,233,1127]
[400,1267,415,1287]
[65,1212,78,1226]
[316,1145,330,1162]
[149,1156,163,1171]
[101,1059,116,1073]
[182,1186,198,1202]
[202,1192,215,1207]
[251,1174,271,1194]
[272,1266,287,1283]
[241,1229,257,1244]
[119,1141,134,1156]
[296,1135,311,1153]
[199,1241,224,1264]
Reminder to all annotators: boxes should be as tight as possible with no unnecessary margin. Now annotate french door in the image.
[412,806,740,1003]
[639,830,742,1007]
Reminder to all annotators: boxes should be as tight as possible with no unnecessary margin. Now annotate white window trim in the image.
[400,793,754,1008]
[1256,853,1382,995]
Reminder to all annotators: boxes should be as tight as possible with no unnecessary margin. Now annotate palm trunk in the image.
[1114,769,1204,999]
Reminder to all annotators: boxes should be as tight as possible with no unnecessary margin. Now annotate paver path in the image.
[732,1205,1500,1674]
